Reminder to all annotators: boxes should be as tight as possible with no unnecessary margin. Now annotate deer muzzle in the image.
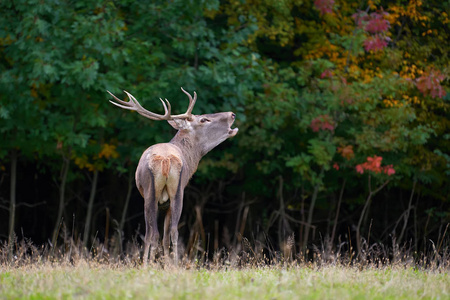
[229,112,238,137]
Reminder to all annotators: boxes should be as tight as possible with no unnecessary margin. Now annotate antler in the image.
[177,87,197,120]
[107,87,197,120]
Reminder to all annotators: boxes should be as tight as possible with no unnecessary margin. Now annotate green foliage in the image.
[0,0,449,249]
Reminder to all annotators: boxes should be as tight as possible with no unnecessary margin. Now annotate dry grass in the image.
[1,236,449,299]
[1,262,449,299]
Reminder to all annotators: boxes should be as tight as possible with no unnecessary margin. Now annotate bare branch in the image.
[16,201,46,208]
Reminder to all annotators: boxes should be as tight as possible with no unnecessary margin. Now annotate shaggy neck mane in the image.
[170,131,202,179]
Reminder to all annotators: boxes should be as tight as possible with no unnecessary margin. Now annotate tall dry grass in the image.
[1,231,449,299]
[1,228,449,272]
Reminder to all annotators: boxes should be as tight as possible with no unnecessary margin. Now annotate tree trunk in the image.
[398,179,416,245]
[8,150,18,259]
[330,178,346,244]
[83,169,99,248]
[356,192,373,258]
[52,155,70,248]
[302,168,324,250]
[277,176,291,249]
[119,171,133,234]
[356,177,390,257]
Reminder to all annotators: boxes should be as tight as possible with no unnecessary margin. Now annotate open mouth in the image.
[229,127,239,136]
[229,114,238,136]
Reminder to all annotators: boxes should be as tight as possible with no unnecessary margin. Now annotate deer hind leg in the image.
[143,203,159,266]
[171,189,183,265]
[168,172,184,265]
[165,158,183,265]
[162,207,171,258]
[143,172,159,267]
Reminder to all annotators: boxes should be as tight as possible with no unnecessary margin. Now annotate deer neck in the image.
[169,131,203,179]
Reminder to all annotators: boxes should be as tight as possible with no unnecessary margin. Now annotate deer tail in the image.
[161,158,170,178]
[150,154,182,178]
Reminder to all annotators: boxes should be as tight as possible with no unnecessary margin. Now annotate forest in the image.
[0,0,449,261]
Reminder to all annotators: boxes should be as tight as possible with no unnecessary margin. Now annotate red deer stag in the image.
[108,87,238,265]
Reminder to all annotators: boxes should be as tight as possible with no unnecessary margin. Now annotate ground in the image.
[1,262,448,299]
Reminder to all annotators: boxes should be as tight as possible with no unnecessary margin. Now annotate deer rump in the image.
[148,152,183,207]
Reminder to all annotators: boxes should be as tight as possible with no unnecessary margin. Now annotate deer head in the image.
[108,88,238,153]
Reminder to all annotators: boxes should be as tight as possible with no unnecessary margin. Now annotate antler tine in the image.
[159,98,171,117]
[175,87,197,119]
[107,90,133,108]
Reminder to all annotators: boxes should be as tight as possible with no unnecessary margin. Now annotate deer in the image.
[107,87,238,266]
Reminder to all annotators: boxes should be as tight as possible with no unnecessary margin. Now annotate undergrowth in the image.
[1,233,449,299]
[1,232,449,272]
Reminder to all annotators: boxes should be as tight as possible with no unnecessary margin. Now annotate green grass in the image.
[1,263,448,299]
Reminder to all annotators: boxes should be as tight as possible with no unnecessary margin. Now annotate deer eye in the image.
[200,118,210,123]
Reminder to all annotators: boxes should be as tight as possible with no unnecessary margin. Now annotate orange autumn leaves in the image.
[334,146,395,176]
[310,115,396,176]
[356,155,395,176]
[338,145,354,160]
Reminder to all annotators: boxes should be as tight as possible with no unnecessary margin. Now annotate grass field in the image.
[1,262,449,299]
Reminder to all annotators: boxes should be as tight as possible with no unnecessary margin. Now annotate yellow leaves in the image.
[443,12,449,24]
[0,34,15,46]
[383,96,404,108]
[304,41,347,70]
[388,0,429,24]
[367,0,377,11]
[402,95,421,105]
[348,67,383,83]
[386,7,400,24]
[348,64,359,74]
[73,143,119,172]
[74,154,96,172]
[399,59,423,80]
[422,29,433,36]
[363,73,373,83]
[384,94,423,109]
[99,144,119,159]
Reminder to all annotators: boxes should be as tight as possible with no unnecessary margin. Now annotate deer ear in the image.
[168,119,190,130]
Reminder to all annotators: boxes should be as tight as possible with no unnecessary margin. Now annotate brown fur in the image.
[150,154,182,178]
[162,158,170,178]
[109,88,238,266]
[134,113,237,266]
